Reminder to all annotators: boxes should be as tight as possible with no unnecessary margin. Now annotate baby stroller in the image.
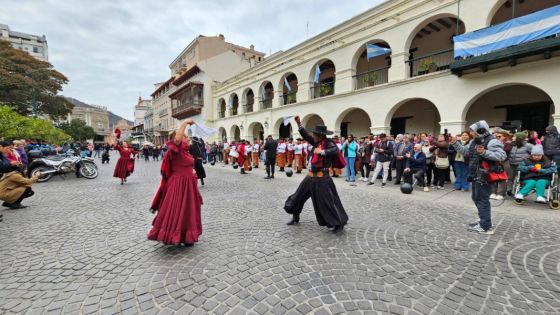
[101,150,110,164]
[513,170,560,209]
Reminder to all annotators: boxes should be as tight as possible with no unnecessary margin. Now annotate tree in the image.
[58,119,96,141]
[0,105,71,144]
[0,40,73,120]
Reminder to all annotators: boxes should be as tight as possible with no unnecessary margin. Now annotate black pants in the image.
[266,158,276,176]
[395,158,406,183]
[16,188,34,204]
[434,167,447,187]
[359,161,370,179]
[218,152,223,162]
[284,175,348,227]
[405,169,426,187]
[426,163,434,185]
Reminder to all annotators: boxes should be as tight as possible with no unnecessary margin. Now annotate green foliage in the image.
[287,93,296,104]
[58,119,96,141]
[0,105,71,144]
[419,59,437,72]
[0,40,73,120]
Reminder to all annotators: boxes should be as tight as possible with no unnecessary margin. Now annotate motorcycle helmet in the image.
[400,182,413,194]
[286,169,293,177]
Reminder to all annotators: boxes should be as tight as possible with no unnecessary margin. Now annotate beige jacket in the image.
[0,171,38,204]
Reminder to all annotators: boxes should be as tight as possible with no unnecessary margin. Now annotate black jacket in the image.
[298,126,338,170]
[0,154,17,174]
[544,126,560,157]
[262,139,278,160]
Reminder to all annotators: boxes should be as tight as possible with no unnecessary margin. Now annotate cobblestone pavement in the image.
[1,157,560,315]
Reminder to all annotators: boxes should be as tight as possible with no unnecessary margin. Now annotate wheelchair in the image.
[512,170,560,209]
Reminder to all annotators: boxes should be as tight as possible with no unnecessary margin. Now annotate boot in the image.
[332,225,344,233]
[286,213,300,225]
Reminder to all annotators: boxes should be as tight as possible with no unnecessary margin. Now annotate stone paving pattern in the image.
[1,157,560,315]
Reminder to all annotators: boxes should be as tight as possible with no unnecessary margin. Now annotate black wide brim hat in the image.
[308,125,334,136]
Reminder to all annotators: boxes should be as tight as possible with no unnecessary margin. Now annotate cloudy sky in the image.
[0,0,384,120]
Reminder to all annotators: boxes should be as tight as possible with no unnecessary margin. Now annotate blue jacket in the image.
[342,141,358,158]
[405,151,427,171]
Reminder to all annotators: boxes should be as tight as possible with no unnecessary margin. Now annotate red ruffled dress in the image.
[113,144,136,179]
[148,141,203,245]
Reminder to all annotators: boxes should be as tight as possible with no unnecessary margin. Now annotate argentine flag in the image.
[366,44,392,59]
[314,64,321,83]
[284,77,292,92]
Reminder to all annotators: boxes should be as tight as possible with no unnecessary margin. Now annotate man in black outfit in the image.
[284,116,349,233]
[262,135,277,179]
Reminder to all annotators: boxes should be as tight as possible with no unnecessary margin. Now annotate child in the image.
[515,145,557,203]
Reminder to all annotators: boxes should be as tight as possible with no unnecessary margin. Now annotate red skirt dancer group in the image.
[112,129,138,184]
[148,119,203,246]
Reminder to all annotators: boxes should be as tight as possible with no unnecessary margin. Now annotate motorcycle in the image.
[28,149,98,182]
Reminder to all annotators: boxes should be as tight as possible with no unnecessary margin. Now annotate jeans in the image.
[426,163,434,185]
[345,157,356,181]
[506,164,519,192]
[395,158,406,183]
[359,161,371,179]
[454,162,469,190]
[519,179,550,198]
[472,181,492,230]
[405,168,426,186]
[94,150,101,158]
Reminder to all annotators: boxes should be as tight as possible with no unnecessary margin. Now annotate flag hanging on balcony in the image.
[314,64,321,83]
[261,88,267,101]
[366,44,392,59]
[454,5,560,58]
[284,77,292,92]
[227,98,233,109]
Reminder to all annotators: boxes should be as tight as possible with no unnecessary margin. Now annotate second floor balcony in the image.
[311,81,335,99]
[280,91,297,105]
[406,49,454,78]
[169,82,204,120]
[260,97,273,110]
[354,66,389,89]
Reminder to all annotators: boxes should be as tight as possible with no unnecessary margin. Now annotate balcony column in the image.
[297,81,312,103]
[388,51,407,81]
[271,92,281,108]
[439,120,466,136]
[553,112,560,128]
[334,68,353,94]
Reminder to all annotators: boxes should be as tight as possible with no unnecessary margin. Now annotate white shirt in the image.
[223,143,230,150]
[294,144,303,155]
[230,145,236,152]
[245,145,252,154]
[287,143,294,151]
[277,143,287,153]
[253,143,260,151]
[303,143,310,152]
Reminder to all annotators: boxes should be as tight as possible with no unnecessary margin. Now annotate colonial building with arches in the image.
[210,0,560,141]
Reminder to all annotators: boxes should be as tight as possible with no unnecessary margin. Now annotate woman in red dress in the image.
[148,119,203,246]
[112,135,137,185]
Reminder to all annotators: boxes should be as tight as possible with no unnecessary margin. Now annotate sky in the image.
[0,0,384,120]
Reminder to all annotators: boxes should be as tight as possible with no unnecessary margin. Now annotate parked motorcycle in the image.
[28,150,98,182]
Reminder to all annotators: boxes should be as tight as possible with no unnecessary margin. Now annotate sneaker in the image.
[382,182,386,187]
[423,187,429,192]
[350,182,357,187]
[514,193,524,200]
[468,223,495,235]
[368,181,374,186]
[494,195,504,201]
[536,196,547,203]
[489,194,497,200]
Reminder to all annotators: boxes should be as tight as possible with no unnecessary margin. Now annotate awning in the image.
[454,5,560,58]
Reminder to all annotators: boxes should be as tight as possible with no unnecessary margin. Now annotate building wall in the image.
[209,0,560,141]
[0,24,48,61]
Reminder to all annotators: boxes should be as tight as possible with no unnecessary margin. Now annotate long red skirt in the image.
[147,174,203,245]
[113,157,131,179]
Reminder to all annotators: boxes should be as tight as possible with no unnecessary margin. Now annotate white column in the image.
[297,81,312,103]
[553,113,560,128]
[388,52,407,82]
[439,120,466,136]
[334,68,353,94]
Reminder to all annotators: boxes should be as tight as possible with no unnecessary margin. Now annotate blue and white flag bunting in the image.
[454,5,560,58]
[366,44,392,59]
[261,88,267,100]
[314,64,321,83]
[284,77,292,92]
